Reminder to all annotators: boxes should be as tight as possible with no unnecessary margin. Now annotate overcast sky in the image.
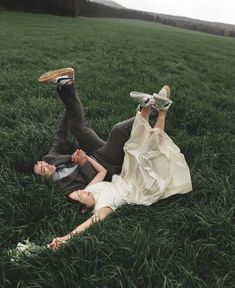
[115,0,235,25]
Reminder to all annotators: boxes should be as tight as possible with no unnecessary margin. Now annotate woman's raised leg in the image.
[154,110,167,131]
[140,106,151,122]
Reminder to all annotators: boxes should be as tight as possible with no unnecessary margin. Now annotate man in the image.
[22,67,135,199]
[22,67,171,200]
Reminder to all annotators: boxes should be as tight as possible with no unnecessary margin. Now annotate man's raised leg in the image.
[47,110,69,155]
[92,116,135,175]
[39,68,105,153]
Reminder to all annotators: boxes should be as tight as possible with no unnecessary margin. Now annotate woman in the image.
[48,86,192,249]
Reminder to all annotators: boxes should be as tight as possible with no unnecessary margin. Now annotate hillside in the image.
[89,0,124,9]
[0,11,234,288]
[1,0,235,37]
[90,0,235,35]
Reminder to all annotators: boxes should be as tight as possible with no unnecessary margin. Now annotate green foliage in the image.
[0,12,234,288]
[0,0,77,16]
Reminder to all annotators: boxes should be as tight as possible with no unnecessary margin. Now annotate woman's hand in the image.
[47,235,69,249]
[47,207,113,250]
[71,149,88,166]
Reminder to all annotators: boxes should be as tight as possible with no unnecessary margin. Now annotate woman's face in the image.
[69,190,95,208]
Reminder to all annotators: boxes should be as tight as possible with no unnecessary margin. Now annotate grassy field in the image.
[0,11,234,288]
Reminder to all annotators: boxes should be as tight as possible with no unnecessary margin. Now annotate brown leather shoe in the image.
[38,67,75,86]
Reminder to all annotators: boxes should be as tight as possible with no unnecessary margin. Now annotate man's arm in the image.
[48,206,113,249]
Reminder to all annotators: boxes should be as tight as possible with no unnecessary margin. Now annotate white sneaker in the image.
[130,91,155,108]
[153,85,172,111]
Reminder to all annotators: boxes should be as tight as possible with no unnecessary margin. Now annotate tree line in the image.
[1,0,235,37]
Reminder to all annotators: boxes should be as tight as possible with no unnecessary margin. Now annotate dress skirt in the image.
[111,112,192,206]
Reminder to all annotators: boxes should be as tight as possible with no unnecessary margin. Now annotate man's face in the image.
[34,161,56,178]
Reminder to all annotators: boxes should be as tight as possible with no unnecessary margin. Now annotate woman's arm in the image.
[48,207,113,249]
[86,156,107,185]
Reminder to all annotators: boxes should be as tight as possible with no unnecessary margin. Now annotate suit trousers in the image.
[55,84,134,177]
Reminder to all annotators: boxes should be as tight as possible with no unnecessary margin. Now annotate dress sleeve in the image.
[88,182,124,213]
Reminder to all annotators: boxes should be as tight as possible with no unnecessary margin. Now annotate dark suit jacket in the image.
[43,152,97,196]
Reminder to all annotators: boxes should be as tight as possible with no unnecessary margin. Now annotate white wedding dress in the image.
[87,112,192,213]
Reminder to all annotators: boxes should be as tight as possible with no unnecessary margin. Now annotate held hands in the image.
[71,149,88,166]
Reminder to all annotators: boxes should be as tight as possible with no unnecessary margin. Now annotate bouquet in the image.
[9,239,46,261]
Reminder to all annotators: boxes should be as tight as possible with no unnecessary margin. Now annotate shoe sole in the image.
[160,85,171,99]
[153,85,171,102]
[130,91,154,104]
[130,91,153,98]
[38,67,74,83]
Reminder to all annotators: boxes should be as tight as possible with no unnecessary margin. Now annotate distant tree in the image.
[0,0,77,16]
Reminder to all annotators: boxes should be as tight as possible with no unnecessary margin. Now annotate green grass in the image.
[0,11,234,288]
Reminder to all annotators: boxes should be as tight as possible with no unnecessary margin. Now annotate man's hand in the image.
[71,149,88,166]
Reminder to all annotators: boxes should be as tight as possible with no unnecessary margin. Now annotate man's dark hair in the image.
[20,160,37,174]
